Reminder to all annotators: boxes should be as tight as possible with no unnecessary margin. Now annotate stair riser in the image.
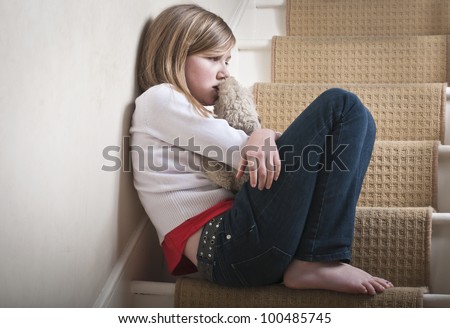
[272,36,449,84]
[254,83,446,142]
[287,0,450,37]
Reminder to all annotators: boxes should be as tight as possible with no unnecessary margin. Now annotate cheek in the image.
[189,69,207,83]
[185,60,199,83]
[185,73,200,95]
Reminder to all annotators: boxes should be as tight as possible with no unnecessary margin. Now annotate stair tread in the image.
[174,278,428,307]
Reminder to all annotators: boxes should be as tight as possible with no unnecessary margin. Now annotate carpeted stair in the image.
[175,0,448,307]
[272,35,449,84]
[253,83,446,142]
[175,278,427,308]
[286,0,450,37]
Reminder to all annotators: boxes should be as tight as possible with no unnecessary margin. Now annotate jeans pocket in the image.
[231,247,292,287]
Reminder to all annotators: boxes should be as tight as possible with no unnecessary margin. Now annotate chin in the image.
[202,98,216,107]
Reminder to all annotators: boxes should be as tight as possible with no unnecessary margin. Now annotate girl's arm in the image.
[133,84,249,170]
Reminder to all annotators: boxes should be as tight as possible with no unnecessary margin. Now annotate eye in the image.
[207,56,230,66]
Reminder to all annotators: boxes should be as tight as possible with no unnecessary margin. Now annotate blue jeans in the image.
[200,88,376,287]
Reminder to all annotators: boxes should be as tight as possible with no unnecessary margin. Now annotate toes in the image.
[362,281,377,295]
[363,277,395,295]
[370,280,386,293]
[385,280,394,288]
[374,277,394,289]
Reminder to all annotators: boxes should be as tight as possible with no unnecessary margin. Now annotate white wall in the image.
[0,0,239,307]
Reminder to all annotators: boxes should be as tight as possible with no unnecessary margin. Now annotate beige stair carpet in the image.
[286,0,450,37]
[272,35,449,84]
[353,207,432,287]
[254,83,447,142]
[175,278,427,308]
[359,141,438,208]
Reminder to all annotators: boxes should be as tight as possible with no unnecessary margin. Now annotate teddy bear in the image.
[202,76,261,193]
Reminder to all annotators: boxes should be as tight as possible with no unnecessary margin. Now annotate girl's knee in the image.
[321,88,376,135]
[325,88,363,108]
[317,88,359,116]
[320,87,357,103]
[325,88,370,114]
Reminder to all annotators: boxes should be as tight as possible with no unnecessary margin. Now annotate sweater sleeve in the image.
[131,84,249,170]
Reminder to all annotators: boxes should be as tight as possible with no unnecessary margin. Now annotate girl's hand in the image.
[236,128,281,190]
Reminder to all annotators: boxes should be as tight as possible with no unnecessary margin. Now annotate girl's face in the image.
[185,51,231,106]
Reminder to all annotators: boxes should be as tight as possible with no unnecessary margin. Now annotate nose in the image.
[217,64,230,80]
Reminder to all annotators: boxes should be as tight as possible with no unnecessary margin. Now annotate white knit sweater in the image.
[130,84,249,243]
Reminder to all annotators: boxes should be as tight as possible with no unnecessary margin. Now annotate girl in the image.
[130,4,393,295]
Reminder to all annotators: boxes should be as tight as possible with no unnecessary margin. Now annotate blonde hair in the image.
[138,4,236,116]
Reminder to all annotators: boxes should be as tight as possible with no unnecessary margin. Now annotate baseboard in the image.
[93,217,150,307]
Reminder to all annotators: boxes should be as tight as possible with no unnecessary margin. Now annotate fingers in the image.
[263,153,281,189]
[265,163,274,189]
[237,153,260,188]
[238,129,281,190]
[243,150,263,189]
[247,156,259,188]
[236,159,247,180]
[272,155,282,182]
[246,150,281,190]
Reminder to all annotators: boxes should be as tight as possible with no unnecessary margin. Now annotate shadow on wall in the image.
[116,17,168,283]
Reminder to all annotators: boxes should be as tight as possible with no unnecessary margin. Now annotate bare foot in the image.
[283,260,394,295]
